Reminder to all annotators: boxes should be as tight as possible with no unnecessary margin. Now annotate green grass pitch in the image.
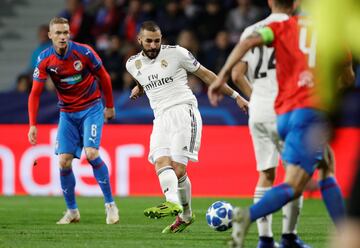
[0,196,333,248]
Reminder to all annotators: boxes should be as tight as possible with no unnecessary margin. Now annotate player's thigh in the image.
[280,109,326,176]
[318,145,335,179]
[82,102,104,149]
[56,112,81,157]
[169,104,202,162]
[249,121,280,171]
[149,116,171,164]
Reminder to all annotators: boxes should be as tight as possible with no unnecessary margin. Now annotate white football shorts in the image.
[148,104,202,164]
[249,121,282,171]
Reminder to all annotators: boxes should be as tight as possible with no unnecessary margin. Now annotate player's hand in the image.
[104,107,115,122]
[208,77,226,106]
[235,96,249,114]
[28,125,38,145]
[129,85,144,100]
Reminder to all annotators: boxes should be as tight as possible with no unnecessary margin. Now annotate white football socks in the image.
[254,187,273,237]
[157,166,179,204]
[282,195,303,234]
[178,174,192,222]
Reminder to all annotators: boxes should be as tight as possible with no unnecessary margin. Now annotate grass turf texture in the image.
[0,196,332,248]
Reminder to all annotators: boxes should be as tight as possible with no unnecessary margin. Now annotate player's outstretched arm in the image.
[193,65,248,111]
[208,34,264,106]
[231,61,252,99]
[28,81,44,145]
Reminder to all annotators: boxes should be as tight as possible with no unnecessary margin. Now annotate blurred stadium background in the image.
[0,0,359,197]
[0,0,359,247]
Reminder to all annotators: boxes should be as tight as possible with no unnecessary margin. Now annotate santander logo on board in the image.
[0,128,145,196]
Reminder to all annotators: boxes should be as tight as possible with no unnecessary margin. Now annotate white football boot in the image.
[228,207,251,248]
[105,202,119,224]
[56,209,80,224]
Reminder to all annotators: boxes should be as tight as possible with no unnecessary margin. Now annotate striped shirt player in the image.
[31,41,111,113]
[27,17,119,225]
[209,2,346,246]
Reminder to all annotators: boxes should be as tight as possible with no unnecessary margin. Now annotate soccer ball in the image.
[206,201,233,231]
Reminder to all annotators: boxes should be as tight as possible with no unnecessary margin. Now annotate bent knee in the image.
[284,180,306,198]
[258,168,276,186]
[85,147,99,161]
[155,156,172,171]
[172,162,186,178]
[59,154,73,169]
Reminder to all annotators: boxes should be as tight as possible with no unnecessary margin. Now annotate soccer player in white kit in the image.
[229,1,309,247]
[126,21,248,233]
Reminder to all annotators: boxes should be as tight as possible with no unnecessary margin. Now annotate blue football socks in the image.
[250,183,295,222]
[319,176,345,224]
[89,157,114,203]
[60,167,77,209]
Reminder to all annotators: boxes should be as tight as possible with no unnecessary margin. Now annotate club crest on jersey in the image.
[73,60,83,71]
[33,67,39,78]
[161,59,168,68]
[135,60,142,70]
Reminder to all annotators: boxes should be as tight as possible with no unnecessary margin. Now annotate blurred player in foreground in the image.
[230,0,309,247]
[310,0,360,247]
[208,0,353,246]
[126,21,248,233]
[28,17,119,224]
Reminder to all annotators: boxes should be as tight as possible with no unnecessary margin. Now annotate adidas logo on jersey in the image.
[136,70,142,76]
[182,146,188,151]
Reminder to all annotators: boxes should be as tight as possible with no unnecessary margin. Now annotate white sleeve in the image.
[176,46,201,73]
[125,60,134,77]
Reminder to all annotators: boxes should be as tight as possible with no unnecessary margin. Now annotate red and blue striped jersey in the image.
[33,41,103,112]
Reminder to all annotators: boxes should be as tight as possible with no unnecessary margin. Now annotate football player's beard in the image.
[141,43,160,59]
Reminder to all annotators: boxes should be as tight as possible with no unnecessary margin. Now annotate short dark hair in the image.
[139,21,161,33]
[274,0,295,9]
[49,17,69,28]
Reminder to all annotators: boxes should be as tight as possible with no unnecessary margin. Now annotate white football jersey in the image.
[240,13,289,123]
[126,45,200,117]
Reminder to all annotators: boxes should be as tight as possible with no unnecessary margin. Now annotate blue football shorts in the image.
[277,108,327,176]
[56,101,104,158]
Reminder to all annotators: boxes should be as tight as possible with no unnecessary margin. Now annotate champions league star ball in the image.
[206,201,233,231]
